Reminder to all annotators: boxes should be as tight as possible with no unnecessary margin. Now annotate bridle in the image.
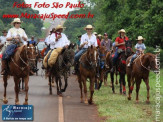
[11,45,36,71]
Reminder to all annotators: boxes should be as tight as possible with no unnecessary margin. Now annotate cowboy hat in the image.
[2,30,7,33]
[98,34,102,37]
[93,32,97,35]
[118,29,126,34]
[55,25,66,31]
[11,18,22,25]
[84,25,94,30]
[136,36,145,41]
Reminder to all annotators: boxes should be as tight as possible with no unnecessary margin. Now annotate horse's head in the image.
[62,43,76,67]
[26,43,37,72]
[86,45,98,67]
[98,46,107,69]
[125,40,132,57]
[145,53,158,71]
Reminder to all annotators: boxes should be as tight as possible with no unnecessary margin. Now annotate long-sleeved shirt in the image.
[101,39,112,51]
[49,33,70,49]
[80,33,98,48]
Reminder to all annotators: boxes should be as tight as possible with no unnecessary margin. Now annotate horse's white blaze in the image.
[94,51,97,61]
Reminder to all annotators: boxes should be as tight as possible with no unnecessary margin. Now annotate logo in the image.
[2,105,33,121]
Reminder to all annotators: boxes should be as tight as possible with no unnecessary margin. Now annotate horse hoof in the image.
[123,91,126,95]
[88,99,93,105]
[52,83,55,87]
[84,100,88,104]
[80,100,84,103]
[128,97,131,100]
[146,100,150,104]
[23,102,28,105]
[135,100,139,104]
[58,94,63,97]
[61,89,65,92]
[15,102,20,105]
[3,99,8,104]
[49,92,52,95]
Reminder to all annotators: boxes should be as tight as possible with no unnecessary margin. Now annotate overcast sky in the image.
[25,0,79,14]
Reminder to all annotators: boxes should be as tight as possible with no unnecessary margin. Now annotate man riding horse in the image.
[43,25,70,72]
[1,18,28,75]
[74,25,98,74]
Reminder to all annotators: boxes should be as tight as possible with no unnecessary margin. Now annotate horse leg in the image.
[128,74,135,100]
[98,70,103,90]
[23,76,29,105]
[14,76,20,105]
[110,71,115,93]
[127,74,131,100]
[52,76,55,87]
[3,75,8,104]
[144,78,150,104]
[122,73,126,95]
[61,73,68,92]
[135,78,141,103]
[115,71,118,85]
[119,73,122,94]
[22,78,24,90]
[104,72,107,86]
[78,75,83,103]
[88,77,95,105]
[55,77,61,95]
[49,75,52,95]
[82,76,88,104]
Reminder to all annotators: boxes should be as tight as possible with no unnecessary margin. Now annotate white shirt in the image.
[49,33,70,49]
[45,35,51,45]
[80,33,97,48]
[7,27,28,43]
[0,36,7,44]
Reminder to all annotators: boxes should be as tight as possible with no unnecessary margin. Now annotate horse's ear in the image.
[61,47,66,54]
[27,41,30,47]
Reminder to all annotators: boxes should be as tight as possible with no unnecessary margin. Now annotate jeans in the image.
[112,50,119,66]
[130,54,137,63]
[74,48,87,62]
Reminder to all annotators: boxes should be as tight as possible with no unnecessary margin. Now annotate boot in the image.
[1,60,8,75]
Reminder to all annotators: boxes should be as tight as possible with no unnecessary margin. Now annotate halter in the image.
[139,54,151,71]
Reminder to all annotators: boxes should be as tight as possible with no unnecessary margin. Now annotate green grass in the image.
[93,69,163,122]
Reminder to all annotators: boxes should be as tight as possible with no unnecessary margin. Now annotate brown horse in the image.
[126,53,158,103]
[95,46,107,89]
[3,44,37,105]
[77,46,98,104]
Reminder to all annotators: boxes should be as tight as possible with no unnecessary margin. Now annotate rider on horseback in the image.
[111,29,129,72]
[43,25,70,72]
[1,18,28,75]
[127,36,146,67]
[74,25,98,74]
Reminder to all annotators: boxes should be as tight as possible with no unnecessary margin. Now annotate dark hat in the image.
[78,35,81,38]
[2,30,7,33]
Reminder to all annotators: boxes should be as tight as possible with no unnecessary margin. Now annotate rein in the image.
[139,54,151,71]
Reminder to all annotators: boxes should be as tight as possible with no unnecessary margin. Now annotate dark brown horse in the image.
[48,43,75,96]
[3,44,37,105]
[104,51,118,86]
[77,46,98,104]
[110,40,133,94]
[95,46,107,89]
[126,53,158,103]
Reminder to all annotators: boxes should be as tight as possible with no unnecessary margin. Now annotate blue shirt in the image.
[29,40,36,44]
[135,43,146,54]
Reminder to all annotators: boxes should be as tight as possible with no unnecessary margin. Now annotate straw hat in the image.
[98,34,102,37]
[136,36,145,41]
[85,25,94,30]
[93,32,97,35]
[2,30,7,33]
[118,29,126,34]
[55,25,66,31]
[11,18,22,25]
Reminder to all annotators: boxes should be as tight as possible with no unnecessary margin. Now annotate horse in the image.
[3,43,37,105]
[95,46,107,89]
[126,53,158,103]
[110,40,133,94]
[48,43,75,96]
[104,51,118,86]
[77,45,98,104]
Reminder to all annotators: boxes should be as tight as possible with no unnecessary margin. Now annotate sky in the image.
[25,0,79,14]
